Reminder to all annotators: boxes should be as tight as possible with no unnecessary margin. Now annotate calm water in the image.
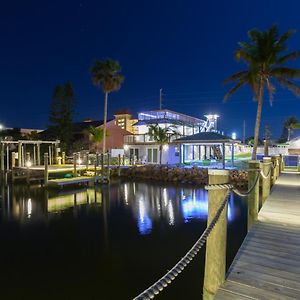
[0,180,247,300]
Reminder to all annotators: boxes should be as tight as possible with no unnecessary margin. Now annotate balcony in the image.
[124,134,181,145]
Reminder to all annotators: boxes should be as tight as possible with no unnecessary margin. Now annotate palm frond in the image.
[277,78,300,97]
[270,67,300,79]
[224,71,248,84]
[224,81,244,101]
[277,51,300,64]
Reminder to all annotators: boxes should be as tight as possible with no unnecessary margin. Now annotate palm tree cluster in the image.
[148,124,179,164]
[225,25,300,159]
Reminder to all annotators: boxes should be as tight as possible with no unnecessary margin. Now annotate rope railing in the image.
[133,160,279,299]
[133,189,231,300]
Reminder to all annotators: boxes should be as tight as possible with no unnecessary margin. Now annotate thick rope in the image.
[133,189,231,300]
[231,171,260,198]
[260,166,271,179]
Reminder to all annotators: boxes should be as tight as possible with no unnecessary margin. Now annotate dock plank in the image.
[215,172,300,299]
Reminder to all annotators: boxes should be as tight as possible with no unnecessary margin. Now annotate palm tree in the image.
[148,124,178,164]
[224,25,300,159]
[285,116,298,141]
[87,126,107,152]
[90,59,124,154]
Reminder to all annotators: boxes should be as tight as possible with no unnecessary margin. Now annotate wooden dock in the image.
[215,171,300,300]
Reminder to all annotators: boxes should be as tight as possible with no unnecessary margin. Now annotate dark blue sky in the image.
[1,0,300,138]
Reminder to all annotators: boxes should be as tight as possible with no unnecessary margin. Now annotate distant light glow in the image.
[0,124,3,130]
[163,144,169,151]
[77,158,82,165]
[124,144,129,151]
[26,161,32,168]
[232,132,237,140]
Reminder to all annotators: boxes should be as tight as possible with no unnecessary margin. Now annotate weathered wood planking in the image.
[215,172,300,299]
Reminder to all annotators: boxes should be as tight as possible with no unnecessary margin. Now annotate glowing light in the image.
[137,198,152,235]
[163,144,169,151]
[232,132,237,140]
[27,198,32,217]
[26,161,32,168]
[0,124,3,130]
[124,144,129,151]
[77,158,82,165]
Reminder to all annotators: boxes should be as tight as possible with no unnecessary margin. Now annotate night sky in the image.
[1,0,300,138]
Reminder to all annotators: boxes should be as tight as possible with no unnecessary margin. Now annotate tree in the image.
[148,124,178,164]
[224,25,300,159]
[48,81,75,152]
[86,126,108,152]
[285,116,298,142]
[90,59,124,155]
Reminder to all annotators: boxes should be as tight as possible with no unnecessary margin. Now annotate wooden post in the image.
[6,145,9,171]
[0,143,4,172]
[22,145,25,167]
[44,153,48,186]
[107,151,110,181]
[11,152,16,168]
[122,154,125,166]
[298,156,300,172]
[73,153,77,177]
[275,155,281,176]
[86,152,89,171]
[248,160,260,230]
[26,152,30,165]
[203,169,229,300]
[118,154,121,177]
[18,142,22,167]
[95,153,99,182]
[271,156,277,185]
[262,157,271,204]
[33,144,36,166]
[222,143,225,169]
[37,143,41,165]
[101,153,104,180]
[62,152,65,165]
[48,146,52,165]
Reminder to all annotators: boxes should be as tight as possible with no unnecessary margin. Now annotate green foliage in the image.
[48,81,75,152]
[279,116,298,142]
[225,25,300,158]
[86,126,109,152]
[90,59,124,93]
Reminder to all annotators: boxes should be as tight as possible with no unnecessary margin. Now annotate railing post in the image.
[44,153,48,186]
[118,154,121,176]
[94,153,99,182]
[73,153,77,177]
[203,169,229,300]
[261,157,271,204]
[101,153,104,180]
[248,160,260,230]
[62,152,65,165]
[275,155,280,177]
[107,151,110,181]
[271,156,277,185]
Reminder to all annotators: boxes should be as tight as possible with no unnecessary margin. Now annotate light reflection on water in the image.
[0,180,246,300]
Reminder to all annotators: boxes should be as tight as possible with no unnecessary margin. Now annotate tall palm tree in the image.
[284,116,298,141]
[90,59,124,154]
[148,124,178,164]
[224,25,300,159]
[86,126,107,152]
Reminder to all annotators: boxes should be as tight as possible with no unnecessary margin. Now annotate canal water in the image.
[0,180,247,300]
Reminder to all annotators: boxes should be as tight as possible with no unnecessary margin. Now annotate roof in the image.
[174,132,238,143]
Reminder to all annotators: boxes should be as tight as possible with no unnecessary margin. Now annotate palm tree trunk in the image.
[102,92,108,154]
[287,127,291,141]
[159,145,162,164]
[252,82,264,160]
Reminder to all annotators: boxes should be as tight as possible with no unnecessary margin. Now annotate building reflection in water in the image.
[1,181,238,236]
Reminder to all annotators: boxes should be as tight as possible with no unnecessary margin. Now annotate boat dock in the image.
[215,171,300,299]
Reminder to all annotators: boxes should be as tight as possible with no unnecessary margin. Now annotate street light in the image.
[232,132,237,140]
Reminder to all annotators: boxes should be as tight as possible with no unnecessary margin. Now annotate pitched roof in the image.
[174,132,238,143]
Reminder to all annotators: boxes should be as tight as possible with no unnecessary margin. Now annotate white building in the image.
[124,109,221,164]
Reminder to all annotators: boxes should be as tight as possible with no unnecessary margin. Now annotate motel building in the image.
[123,109,242,167]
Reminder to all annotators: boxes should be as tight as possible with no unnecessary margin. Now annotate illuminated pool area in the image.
[0,180,247,300]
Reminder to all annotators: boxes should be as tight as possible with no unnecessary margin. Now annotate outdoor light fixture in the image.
[0,124,3,130]
[163,144,169,151]
[26,161,32,168]
[124,144,129,150]
[77,158,82,165]
[232,132,237,140]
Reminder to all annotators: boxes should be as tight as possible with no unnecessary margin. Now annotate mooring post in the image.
[86,152,89,171]
[271,156,277,185]
[248,160,260,230]
[18,142,22,167]
[0,143,4,173]
[122,154,125,166]
[107,151,110,181]
[73,153,77,177]
[275,155,281,176]
[62,152,65,165]
[262,157,271,204]
[118,154,121,176]
[95,153,99,182]
[203,169,229,300]
[44,153,48,186]
[26,152,30,165]
[11,152,16,168]
[101,153,104,180]
[37,143,41,165]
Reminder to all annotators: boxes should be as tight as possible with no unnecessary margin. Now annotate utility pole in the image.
[243,120,246,144]
[159,88,163,110]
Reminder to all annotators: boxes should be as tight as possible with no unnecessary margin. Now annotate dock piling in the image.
[44,153,49,186]
[261,157,271,204]
[203,170,229,300]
